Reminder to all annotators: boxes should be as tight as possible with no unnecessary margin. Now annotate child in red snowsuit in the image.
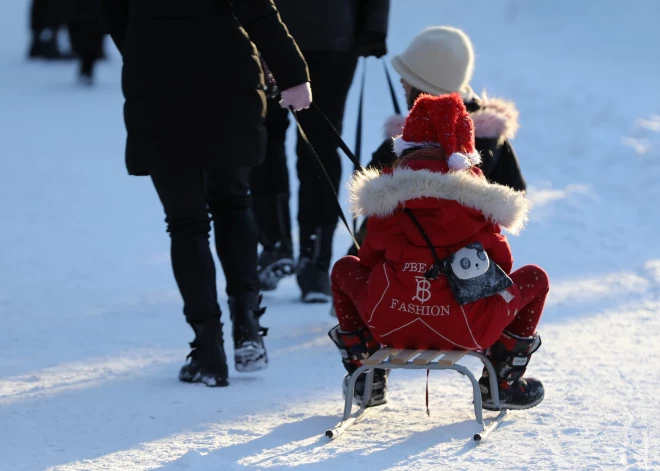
[329,93,549,410]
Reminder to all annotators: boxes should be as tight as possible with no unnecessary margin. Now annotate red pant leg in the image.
[503,265,550,337]
[331,256,371,331]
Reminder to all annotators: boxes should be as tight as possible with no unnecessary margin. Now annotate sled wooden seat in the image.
[364,347,468,366]
[326,346,507,443]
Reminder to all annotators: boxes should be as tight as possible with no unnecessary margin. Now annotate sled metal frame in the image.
[325,347,508,443]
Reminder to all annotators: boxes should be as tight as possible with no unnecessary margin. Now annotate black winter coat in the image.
[368,95,527,192]
[274,0,389,52]
[100,0,309,176]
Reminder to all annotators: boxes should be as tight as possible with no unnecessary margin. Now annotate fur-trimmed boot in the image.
[328,325,388,407]
[479,331,544,410]
[179,320,229,387]
[229,292,268,372]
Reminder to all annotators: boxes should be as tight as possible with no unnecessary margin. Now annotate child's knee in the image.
[528,265,550,292]
[331,256,361,284]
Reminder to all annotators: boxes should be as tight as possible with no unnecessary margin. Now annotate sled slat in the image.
[438,351,467,366]
[363,347,396,365]
[390,349,421,365]
[412,350,444,365]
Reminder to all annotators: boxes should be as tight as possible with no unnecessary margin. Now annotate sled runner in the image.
[325,347,508,443]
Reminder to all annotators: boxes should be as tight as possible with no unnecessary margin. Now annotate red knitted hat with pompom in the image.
[392,93,481,170]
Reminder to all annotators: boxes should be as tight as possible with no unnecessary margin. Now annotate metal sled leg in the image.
[325,348,507,442]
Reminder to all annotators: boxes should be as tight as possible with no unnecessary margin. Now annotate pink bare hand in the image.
[280,82,312,111]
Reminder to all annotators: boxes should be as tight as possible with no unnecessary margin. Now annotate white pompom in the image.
[466,151,482,165]
[447,153,470,170]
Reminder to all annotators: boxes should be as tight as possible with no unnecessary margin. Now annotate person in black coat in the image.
[250,0,390,303]
[100,0,311,387]
[67,0,104,84]
[28,0,71,59]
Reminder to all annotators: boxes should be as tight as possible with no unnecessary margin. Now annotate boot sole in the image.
[258,259,295,291]
[302,292,332,304]
[179,372,229,387]
[482,392,544,411]
[234,347,269,372]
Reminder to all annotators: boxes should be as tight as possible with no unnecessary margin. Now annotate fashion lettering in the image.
[389,298,450,316]
[402,262,428,273]
[413,276,432,303]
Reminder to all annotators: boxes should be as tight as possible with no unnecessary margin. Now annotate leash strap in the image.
[292,109,360,251]
[353,61,367,232]
[383,60,402,116]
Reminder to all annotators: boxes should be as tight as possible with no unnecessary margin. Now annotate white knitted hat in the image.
[391,26,475,96]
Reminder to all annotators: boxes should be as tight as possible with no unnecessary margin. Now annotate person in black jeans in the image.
[250,0,390,303]
[100,0,311,387]
[67,0,104,84]
[28,0,70,59]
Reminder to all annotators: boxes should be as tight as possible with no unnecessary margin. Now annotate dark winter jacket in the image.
[66,0,101,22]
[274,0,389,53]
[369,95,527,192]
[100,0,309,176]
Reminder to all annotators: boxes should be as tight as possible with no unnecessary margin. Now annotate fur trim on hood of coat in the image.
[348,166,530,235]
[470,92,519,142]
[382,93,519,143]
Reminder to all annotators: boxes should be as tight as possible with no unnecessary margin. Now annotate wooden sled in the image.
[325,347,508,443]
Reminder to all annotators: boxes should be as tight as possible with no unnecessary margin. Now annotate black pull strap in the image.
[310,103,362,169]
[403,209,444,279]
[353,61,367,232]
[292,109,360,251]
[383,60,402,116]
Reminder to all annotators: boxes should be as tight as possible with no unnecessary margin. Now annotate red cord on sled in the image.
[426,369,430,416]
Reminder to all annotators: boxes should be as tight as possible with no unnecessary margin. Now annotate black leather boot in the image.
[229,292,268,372]
[297,224,335,303]
[328,325,387,407]
[255,193,295,291]
[479,331,544,410]
[179,320,229,387]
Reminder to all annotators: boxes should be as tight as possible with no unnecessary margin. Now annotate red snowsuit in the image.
[332,155,549,351]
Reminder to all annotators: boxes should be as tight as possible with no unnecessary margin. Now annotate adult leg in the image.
[206,167,267,372]
[70,20,104,84]
[29,0,63,59]
[250,98,294,290]
[295,51,358,303]
[150,168,228,386]
[480,265,550,409]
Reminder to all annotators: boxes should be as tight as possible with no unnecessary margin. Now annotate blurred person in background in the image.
[250,0,390,304]
[28,0,70,59]
[100,0,311,387]
[67,0,104,84]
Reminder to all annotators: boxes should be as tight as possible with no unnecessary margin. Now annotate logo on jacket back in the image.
[413,276,432,303]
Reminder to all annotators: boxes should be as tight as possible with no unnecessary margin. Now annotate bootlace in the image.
[186,340,200,361]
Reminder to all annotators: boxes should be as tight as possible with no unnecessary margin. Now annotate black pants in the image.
[68,21,104,75]
[30,0,63,31]
[150,167,259,324]
[251,51,358,229]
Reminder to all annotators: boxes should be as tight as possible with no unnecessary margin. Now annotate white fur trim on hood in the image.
[348,167,530,235]
[471,93,520,141]
[384,114,406,139]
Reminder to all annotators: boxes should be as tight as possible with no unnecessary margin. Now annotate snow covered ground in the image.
[1,1,659,470]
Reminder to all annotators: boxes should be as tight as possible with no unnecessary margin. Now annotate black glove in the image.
[353,31,387,58]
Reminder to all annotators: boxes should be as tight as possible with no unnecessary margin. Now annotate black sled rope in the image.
[290,59,403,252]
